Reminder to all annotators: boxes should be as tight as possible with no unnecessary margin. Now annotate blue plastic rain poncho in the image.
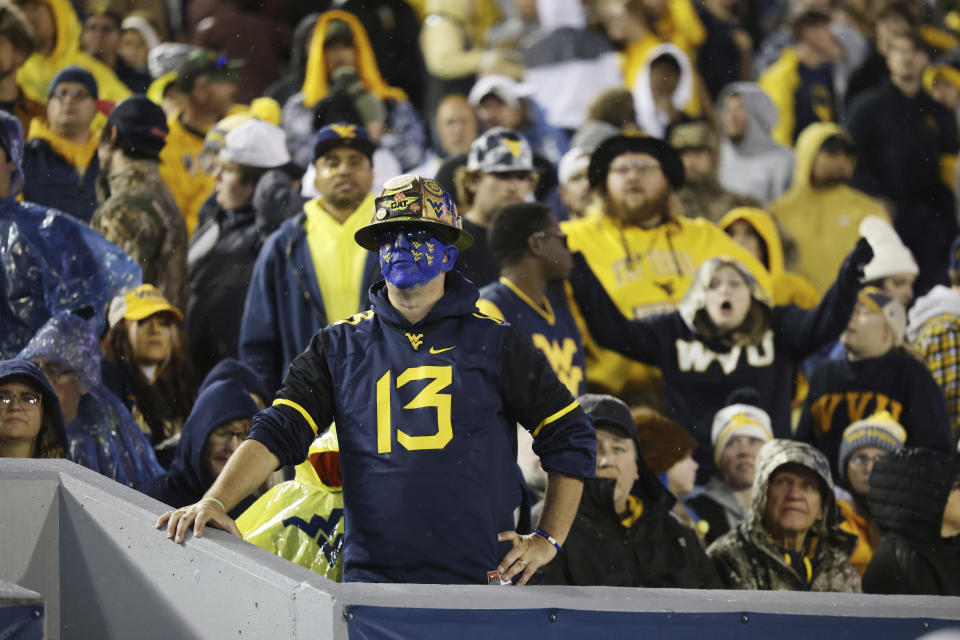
[0,111,141,359]
[18,311,164,487]
[142,380,260,517]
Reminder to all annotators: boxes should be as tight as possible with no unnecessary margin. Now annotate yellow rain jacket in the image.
[837,498,875,577]
[768,122,889,295]
[301,11,408,109]
[718,207,819,309]
[562,210,771,394]
[16,0,131,105]
[159,105,246,237]
[237,430,344,581]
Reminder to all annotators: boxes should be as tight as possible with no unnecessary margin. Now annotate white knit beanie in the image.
[860,216,919,282]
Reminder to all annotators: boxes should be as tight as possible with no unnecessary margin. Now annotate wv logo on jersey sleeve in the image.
[532,334,583,396]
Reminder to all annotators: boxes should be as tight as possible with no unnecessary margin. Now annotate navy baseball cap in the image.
[312,122,376,161]
[106,96,168,159]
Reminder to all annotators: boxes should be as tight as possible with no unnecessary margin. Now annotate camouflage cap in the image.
[354,174,473,251]
[466,127,535,174]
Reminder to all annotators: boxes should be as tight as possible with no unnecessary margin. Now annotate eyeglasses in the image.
[209,425,250,442]
[0,391,42,409]
[608,160,662,177]
[51,87,92,101]
[849,453,885,468]
[491,171,536,182]
[377,228,435,245]
[531,230,567,246]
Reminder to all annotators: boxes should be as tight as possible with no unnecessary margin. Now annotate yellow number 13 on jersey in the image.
[376,366,453,453]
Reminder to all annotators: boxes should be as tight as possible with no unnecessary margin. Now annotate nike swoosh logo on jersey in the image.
[429,346,455,354]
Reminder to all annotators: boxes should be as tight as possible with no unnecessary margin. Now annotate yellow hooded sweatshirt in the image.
[16,0,131,105]
[719,207,820,309]
[237,430,345,582]
[301,11,408,109]
[768,122,890,295]
[562,210,772,394]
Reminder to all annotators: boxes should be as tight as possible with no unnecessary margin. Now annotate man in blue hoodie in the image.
[144,380,260,519]
[159,175,596,586]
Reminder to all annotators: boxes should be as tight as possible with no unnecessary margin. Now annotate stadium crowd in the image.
[1,0,960,594]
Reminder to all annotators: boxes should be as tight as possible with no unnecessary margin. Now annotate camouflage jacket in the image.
[90,160,188,310]
[706,439,862,593]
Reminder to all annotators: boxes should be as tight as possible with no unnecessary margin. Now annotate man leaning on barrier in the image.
[156,174,596,586]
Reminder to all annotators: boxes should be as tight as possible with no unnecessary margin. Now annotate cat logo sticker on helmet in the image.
[330,123,357,138]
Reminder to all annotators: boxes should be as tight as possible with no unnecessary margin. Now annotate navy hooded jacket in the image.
[143,380,259,517]
[0,358,67,458]
[249,269,596,584]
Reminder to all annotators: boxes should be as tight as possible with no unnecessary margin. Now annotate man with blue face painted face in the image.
[158,174,596,586]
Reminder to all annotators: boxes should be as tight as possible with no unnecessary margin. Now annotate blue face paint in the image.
[378,228,458,289]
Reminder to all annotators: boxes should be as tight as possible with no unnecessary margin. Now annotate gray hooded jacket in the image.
[717,82,794,205]
[707,439,862,592]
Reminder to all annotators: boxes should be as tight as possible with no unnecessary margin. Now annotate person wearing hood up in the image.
[236,428,345,581]
[846,31,959,294]
[537,394,721,588]
[863,447,960,595]
[187,118,296,381]
[834,411,907,577]
[118,14,159,75]
[18,310,163,488]
[561,135,772,399]
[758,10,842,146]
[796,287,952,473]
[91,95,187,311]
[281,11,427,173]
[707,439,861,591]
[0,109,142,360]
[567,235,872,480]
[719,207,819,308]
[197,358,269,410]
[521,0,623,134]
[633,44,698,139]
[908,235,960,441]
[143,379,259,518]
[159,175,595,587]
[687,388,773,545]
[14,0,130,105]
[0,358,66,459]
[668,120,758,224]
[769,122,890,295]
[716,82,794,205]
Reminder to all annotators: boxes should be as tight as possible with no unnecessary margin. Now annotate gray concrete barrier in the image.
[1,458,959,639]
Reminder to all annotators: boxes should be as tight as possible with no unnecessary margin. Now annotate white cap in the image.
[219,119,290,169]
[710,404,774,465]
[468,75,535,110]
[558,147,591,186]
[121,16,160,52]
[859,215,919,282]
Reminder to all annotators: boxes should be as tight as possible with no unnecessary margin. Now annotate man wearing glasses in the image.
[561,134,771,399]
[160,175,596,587]
[21,65,100,222]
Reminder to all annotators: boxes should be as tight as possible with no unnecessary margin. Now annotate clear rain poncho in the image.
[0,110,141,359]
[18,311,164,488]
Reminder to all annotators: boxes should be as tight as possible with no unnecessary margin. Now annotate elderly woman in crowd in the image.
[707,439,861,592]
[0,359,66,459]
[834,411,907,576]
[18,310,163,488]
[863,448,960,596]
[101,284,194,467]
